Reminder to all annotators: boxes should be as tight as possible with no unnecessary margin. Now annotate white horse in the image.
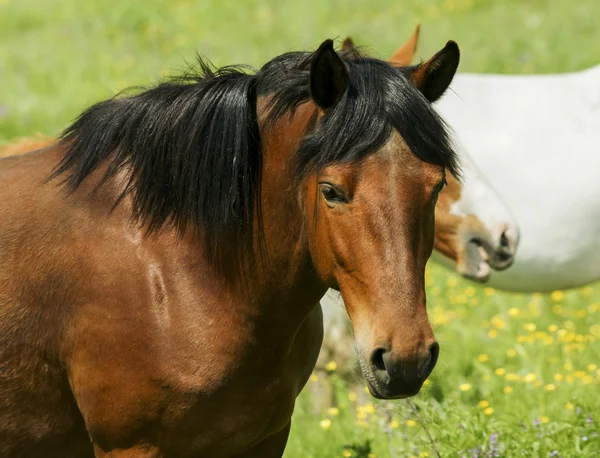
[436,66,600,292]
[384,25,600,292]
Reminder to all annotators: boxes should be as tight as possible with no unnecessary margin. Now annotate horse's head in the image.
[287,40,460,399]
[432,151,519,281]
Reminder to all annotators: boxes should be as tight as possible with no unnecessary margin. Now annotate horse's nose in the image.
[493,226,519,267]
[369,341,439,399]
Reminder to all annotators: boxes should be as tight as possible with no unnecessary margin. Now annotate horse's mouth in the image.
[457,240,491,282]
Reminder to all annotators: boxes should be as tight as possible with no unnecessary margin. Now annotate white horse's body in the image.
[437,64,600,292]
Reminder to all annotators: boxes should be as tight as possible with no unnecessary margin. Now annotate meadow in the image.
[1,0,599,456]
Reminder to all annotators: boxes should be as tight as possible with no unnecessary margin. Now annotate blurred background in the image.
[1,1,599,457]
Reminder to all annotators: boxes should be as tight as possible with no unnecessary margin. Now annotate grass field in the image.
[1,0,599,457]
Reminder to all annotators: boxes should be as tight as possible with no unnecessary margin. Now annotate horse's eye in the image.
[320,184,347,204]
[432,180,445,201]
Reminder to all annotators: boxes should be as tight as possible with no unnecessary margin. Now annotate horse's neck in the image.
[250,104,327,327]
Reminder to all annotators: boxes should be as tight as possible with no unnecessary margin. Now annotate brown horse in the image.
[0,40,460,457]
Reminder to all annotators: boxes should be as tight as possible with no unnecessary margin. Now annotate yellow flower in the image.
[582,286,593,296]
[503,386,513,394]
[554,374,564,381]
[484,407,494,415]
[587,363,597,371]
[508,307,520,317]
[552,304,563,314]
[491,315,506,329]
[539,416,549,424]
[576,310,586,318]
[588,303,599,313]
[368,454,377,458]
[566,375,575,383]
[348,391,357,402]
[356,410,367,420]
[583,376,593,384]
[565,402,574,410]
[465,286,476,296]
[423,379,431,386]
[524,323,536,332]
[459,383,472,391]
[343,451,352,457]
[551,290,564,301]
[524,373,537,383]
[419,453,429,458]
[363,403,375,414]
[495,368,506,376]
[319,418,332,430]
[548,324,558,332]
[506,348,517,357]
[484,287,495,296]
[545,384,556,391]
[406,419,417,427]
[564,362,573,371]
[310,374,319,382]
[478,400,489,408]
[478,354,489,363]
[389,420,399,429]
[488,330,498,338]
[574,371,586,379]
[327,407,339,416]
[506,373,520,381]
[325,361,337,371]
[447,276,458,287]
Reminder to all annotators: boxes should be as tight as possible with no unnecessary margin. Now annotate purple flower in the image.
[488,433,500,457]
[470,446,483,458]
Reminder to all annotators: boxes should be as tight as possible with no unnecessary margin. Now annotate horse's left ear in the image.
[309,39,349,110]
[389,24,421,66]
[408,40,460,103]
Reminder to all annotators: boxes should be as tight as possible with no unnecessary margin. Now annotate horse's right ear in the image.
[309,40,349,110]
[407,40,460,103]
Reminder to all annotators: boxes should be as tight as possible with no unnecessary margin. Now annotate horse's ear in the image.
[341,36,357,53]
[309,39,349,110]
[389,24,421,66]
[407,40,459,103]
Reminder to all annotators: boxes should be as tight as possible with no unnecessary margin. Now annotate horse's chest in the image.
[153,306,324,455]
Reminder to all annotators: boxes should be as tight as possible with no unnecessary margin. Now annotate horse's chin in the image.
[457,242,491,282]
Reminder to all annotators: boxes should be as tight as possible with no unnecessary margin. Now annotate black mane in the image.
[53,46,459,276]
[258,51,459,180]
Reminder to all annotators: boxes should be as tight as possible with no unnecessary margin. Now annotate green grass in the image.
[1,0,599,456]
[288,266,600,457]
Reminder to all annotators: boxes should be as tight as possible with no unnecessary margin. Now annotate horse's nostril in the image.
[426,342,440,374]
[370,347,387,372]
[500,230,510,249]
